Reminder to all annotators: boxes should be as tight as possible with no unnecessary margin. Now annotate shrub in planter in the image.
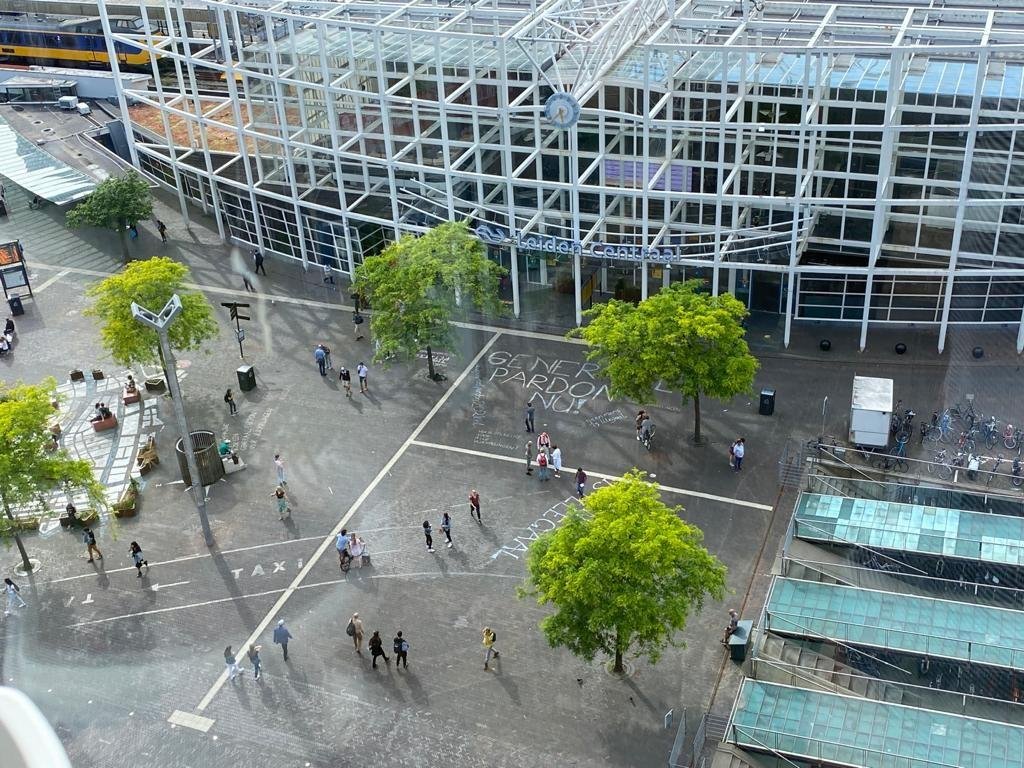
[113,480,139,518]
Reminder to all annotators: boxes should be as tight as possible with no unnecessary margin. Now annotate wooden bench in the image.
[123,386,141,405]
[728,620,753,662]
[92,414,118,432]
[137,435,158,474]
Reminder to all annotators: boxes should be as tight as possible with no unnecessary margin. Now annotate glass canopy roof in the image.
[0,113,95,205]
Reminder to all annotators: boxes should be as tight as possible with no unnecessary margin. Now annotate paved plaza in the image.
[1,192,1023,767]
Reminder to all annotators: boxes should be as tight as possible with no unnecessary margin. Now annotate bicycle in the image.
[1005,424,1022,451]
[938,451,967,481]
[923,410,954,443]
[641,425,656,451]
[28,195,45,210]
[979,416,999,449]
[955,428,977,455]
[987,455,1006,487]
[872,439,909,472]
[1012,457,1023,488]
[926,449,948,476]
[949,399,979,429]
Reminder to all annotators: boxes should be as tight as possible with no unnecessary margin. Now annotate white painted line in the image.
[193,331,504,713]
[409,440,775,512]
[40,534,329,586]
[149,580,190,592]
[34,269,71,294]
[297,571,524,591]
[68,588,286,628]
[168,710,216,733]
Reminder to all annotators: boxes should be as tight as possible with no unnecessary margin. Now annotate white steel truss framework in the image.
[102,0,1024,350]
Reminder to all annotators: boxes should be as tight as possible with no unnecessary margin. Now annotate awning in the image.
[0,113,96,205]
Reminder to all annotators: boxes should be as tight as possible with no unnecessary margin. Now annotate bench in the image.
[136,435,158,475]
[92,414,118,432]
[123,386,141,405]
[728,620,753,662]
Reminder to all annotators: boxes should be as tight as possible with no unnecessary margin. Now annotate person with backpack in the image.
[129,541,148,577]
[482,626,500,670]
[338,366,352,398]
[393,631,409,669]
[347,612,364,653]
[224,387,237,416]
[3,578,26,615]
[537,450,549,481]
[422,520,435,553]
[368,630,389,669]
[82,526,102,562]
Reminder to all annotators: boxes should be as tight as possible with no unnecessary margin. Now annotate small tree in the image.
[85,257,218,385]
[520,471,726,673]
[571,280,759,443]
[354,221,505,379]
[66,171,154,261]
[0,379,107,573]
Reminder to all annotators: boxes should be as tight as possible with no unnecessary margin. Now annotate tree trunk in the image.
[613,628,624,673]
[692,392,703,443]
[426,345,436,380]
[2,498,33,574]
[118,228,130,262]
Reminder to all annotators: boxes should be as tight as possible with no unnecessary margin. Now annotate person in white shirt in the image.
[732,438,746,471]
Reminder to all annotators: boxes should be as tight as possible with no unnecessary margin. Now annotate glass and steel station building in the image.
[102,0,1024,349]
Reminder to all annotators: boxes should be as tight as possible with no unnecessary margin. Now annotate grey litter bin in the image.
[8,295,24,316]
[759,388,775,416]
[236,364,256,392]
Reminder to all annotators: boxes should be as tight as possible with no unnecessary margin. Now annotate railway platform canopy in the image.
[0,112,95,204]
[766,577,1024,669]
[730,679,1024,768]
[795,492,1024,568]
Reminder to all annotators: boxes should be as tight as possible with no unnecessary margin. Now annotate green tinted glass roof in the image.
[767,577,1024,668]
[795,493,1024,566]
[732,680,1024,768]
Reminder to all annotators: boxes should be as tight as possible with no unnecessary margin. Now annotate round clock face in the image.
[544,92,581,129]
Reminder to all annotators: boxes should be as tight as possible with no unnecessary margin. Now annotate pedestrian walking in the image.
[537,431,551,454]
[322,262,335,285]
[253,249,266,275]
[3,578,26,615]
[732,438,745,471]
[314,344,327,376]
[468,489,481,522]
[524,401,535,433]
[357,362,369,393]
[242,274,255,292]
[537,450,549,481]
[224,645,242,681]
[82,526,102,562]
[129,541,148,577]
[393,631,409,669]
[247,644,262,680]
[339,366,352,397]
[273,619,293,661]
[525,440,534,475]
[422,520,435,553]
[274,453,287,485]
[551,445,562,478]
[271,485,290,520]
[728,439,736,468]
[224,387,237,416]
[575,467,587,498]
[336,528,352,569]
[482,626,500,670]
[368,630,389,668]
[441,511,453,547]
[347,612,365,653]
[353,311,365,341]
[156,219,168,243]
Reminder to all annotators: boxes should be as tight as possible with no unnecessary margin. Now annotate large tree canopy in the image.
[85,257,218,382]
[354,221,505,379]
[0,379,106,572]
[571,280,759,442]
[65,171,154,260]
[521,470,727,673]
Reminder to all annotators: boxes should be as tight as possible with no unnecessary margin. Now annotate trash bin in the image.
[8,295,24,316]
[236,364,256,392]
[758,388,775,416]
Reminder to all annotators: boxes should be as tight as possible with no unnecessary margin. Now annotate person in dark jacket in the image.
[273,619,293,661]
[368,630,389,669]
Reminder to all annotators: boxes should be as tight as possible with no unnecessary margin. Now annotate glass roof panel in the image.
[0,113,95,205]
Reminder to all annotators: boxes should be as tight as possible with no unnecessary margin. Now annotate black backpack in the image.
[393,637,403,653]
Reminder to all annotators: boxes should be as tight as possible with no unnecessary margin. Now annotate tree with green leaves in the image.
[570,280,759,443]
[354,221,505,379]
[66,170,154,261]
[0,379,107,573]
[520,470,726,673]
[85,257,218,386]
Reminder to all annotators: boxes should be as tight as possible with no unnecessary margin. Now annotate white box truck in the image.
[850,375,893,449]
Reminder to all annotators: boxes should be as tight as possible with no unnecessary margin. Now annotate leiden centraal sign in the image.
[473,223,683,264]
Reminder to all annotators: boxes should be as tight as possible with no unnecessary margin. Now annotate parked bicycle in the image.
[1004,424,1022,451]
[955,428,978,454]
[938,451,967,481]
[923,410,954,444]
[987,454,1006,487]
[949,399,979,429]
[1012,457,1023,488]
[979,416,999,449]
[872,438,909,472]
[894,409,916,444]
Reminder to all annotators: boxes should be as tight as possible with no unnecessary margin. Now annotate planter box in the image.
[91,369,105,380]
[145,378,165,393]
[70,369,85,382]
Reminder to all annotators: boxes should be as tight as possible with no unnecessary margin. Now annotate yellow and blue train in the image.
[0,13,155,69]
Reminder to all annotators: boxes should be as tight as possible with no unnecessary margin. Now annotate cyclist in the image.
[336,528,352,570]
[640,413,654,446]
[635,410,647,441]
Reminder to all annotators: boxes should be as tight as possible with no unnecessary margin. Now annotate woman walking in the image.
[129,541,149,577]
[551,445,563,478]
[441,512,453,548]
[247,644,263,680]
[368,630,389,669]
[348,612,365,654]
[224,645,242,681]
[422,520,435,553]
[224,387,237,416]
[271,485,290,520]
[3,578,26,615]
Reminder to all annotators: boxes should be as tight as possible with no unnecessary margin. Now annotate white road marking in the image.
[68,588,287,628]
[149,581,190,592]
[167,710,215,733]
[409,440,775,512]
[33,268,71,293]
[40,535,329,586]
[194,331,504,713]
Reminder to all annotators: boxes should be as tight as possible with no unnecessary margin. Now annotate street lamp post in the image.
[131,295,214,547]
